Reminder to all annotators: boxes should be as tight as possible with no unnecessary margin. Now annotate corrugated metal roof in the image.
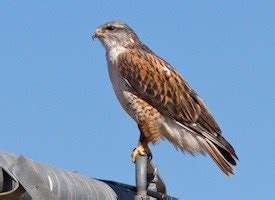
[0,151,177,200]
[0,151,117,199]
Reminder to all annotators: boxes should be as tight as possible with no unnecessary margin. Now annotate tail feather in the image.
[216,145,237,166]
[161,118,238,175]
[199,137,236,175]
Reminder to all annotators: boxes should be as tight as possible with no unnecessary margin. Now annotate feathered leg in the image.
[131,123,157,162]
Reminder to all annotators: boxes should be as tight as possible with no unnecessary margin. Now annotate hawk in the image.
[93,21,238,175]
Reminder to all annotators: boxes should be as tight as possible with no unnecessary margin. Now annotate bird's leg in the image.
[131,141,152,163]
[131,129,152,163]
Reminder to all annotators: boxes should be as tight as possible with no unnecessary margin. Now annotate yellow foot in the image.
[131,143,152,162]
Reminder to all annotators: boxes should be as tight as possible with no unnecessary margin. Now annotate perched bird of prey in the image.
[93,21,238,175]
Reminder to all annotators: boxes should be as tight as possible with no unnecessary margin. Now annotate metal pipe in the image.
[135,155,148,200]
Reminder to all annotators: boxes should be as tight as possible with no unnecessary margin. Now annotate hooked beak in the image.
[92,28,104,41]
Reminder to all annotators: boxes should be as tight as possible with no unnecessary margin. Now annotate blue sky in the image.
[0,1,274,199]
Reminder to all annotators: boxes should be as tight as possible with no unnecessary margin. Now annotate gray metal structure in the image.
[0,151,177,200]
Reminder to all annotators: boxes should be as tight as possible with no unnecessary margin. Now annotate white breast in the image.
[107,46,126,65]
[106,47,136,118]
[106,46,127,92]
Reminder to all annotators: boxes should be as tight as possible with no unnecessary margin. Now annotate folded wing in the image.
[117,49,238,175]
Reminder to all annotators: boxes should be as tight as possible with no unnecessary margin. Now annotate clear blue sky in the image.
[0,1,274,199]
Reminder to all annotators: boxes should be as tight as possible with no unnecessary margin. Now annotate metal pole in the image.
[135,155,148,200]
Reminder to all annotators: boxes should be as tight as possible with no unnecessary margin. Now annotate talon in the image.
[131,143,152,162]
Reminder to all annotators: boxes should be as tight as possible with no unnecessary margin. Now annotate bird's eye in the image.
[106,25,115,31]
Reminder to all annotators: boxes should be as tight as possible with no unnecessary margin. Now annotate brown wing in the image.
[117,49,238,161]
[118,49,220,131]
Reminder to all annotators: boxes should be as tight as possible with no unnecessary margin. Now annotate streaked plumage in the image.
[93,21,238,175]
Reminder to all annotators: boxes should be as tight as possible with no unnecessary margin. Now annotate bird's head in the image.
[92,21,141,50]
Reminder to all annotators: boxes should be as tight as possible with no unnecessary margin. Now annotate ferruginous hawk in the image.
[92,21,238,175]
